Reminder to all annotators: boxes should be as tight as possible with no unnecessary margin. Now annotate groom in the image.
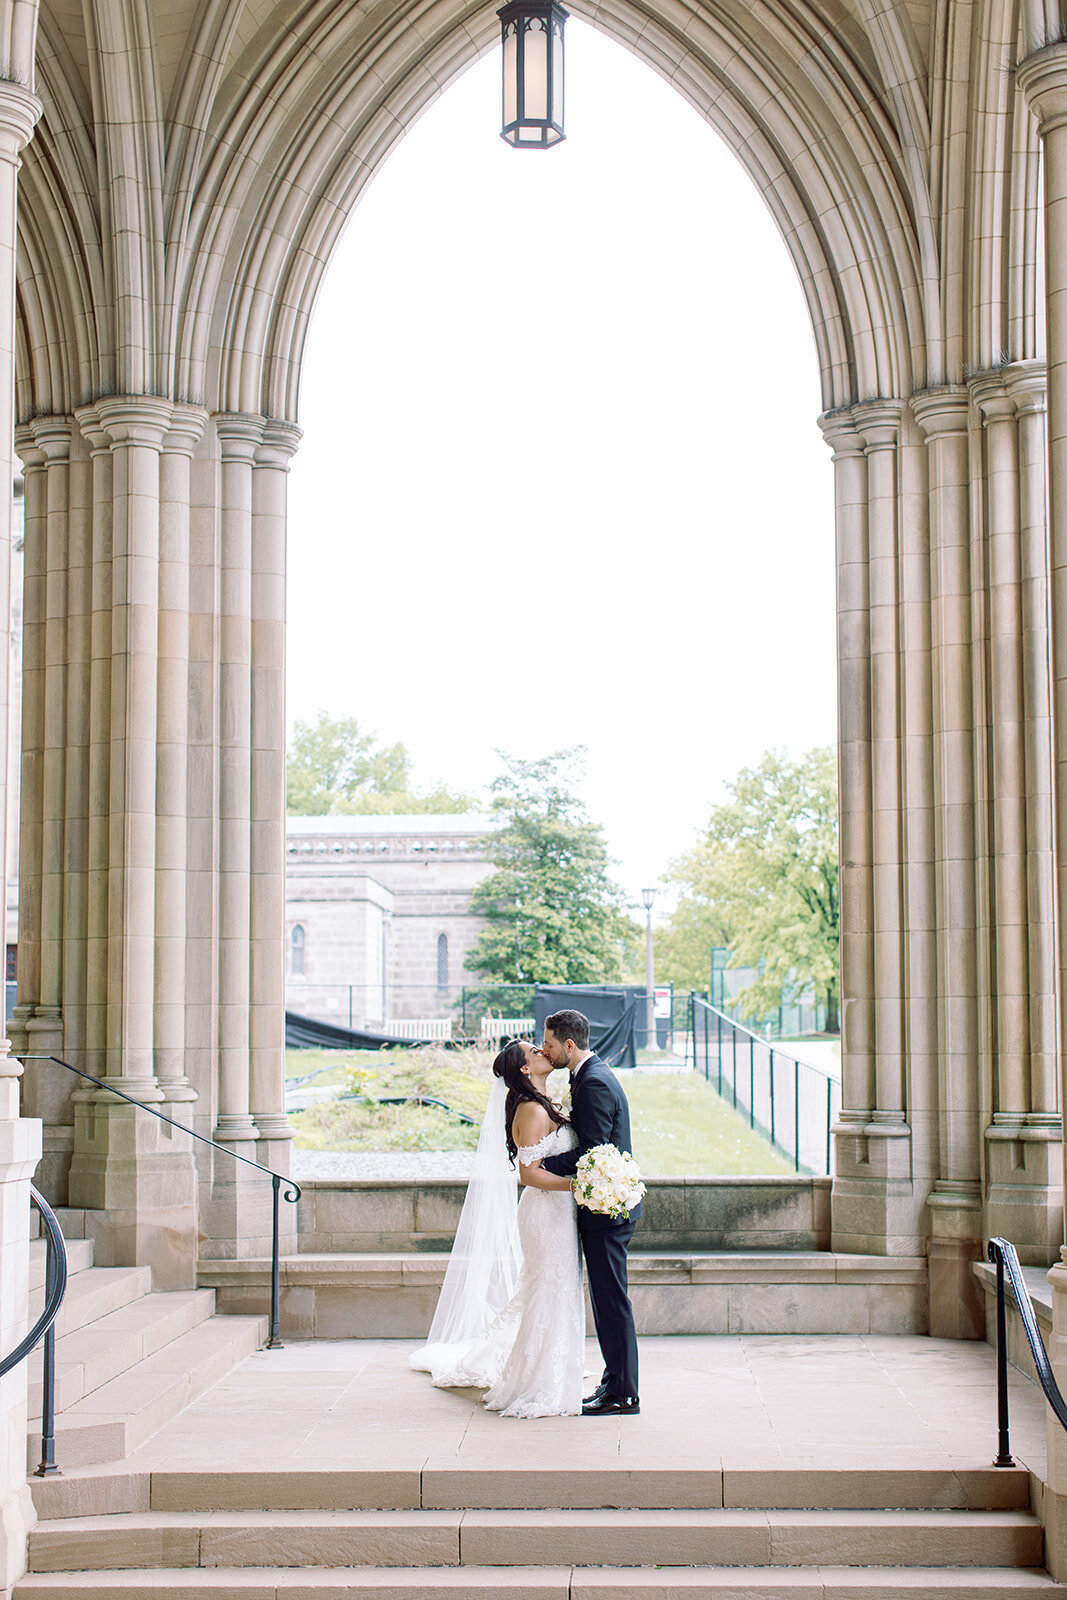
[540,1008,641,1416]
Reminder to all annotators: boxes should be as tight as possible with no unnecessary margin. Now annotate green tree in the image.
[653,890,735,993]
[467,749,637,984]
[664,747,839,1029]
[286,711,476,815]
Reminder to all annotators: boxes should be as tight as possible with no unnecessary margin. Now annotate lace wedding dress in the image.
[411,1117,585,1419]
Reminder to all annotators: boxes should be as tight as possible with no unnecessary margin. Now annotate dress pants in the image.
[579,1215,639,1398]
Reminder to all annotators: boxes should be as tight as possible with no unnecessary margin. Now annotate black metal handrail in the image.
[18,1055,300,1349]
[987,1236,1067,1467]
[0,1182,68,1476]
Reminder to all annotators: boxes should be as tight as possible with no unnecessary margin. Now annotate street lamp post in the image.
[641,887,656,1055]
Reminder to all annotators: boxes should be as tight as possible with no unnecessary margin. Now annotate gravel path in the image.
[292,1150,476,1181]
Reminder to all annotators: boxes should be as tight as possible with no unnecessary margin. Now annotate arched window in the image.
[290,924,306,977]
[436,932,449,991]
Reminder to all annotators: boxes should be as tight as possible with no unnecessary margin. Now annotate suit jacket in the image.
[541,1054,642,1228]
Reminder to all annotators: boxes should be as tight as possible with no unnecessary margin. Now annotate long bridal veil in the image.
[409,1072,521,1381]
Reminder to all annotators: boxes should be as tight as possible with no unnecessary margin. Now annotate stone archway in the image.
[0,0,1063,1339]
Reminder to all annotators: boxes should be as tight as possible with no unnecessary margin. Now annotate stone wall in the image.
[295,1175,833,1254]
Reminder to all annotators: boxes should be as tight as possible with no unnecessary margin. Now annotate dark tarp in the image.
[285,1011,439,1050]
[534,985,637,1071]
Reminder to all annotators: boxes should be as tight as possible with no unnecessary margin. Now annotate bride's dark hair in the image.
[493,1039,568,1163]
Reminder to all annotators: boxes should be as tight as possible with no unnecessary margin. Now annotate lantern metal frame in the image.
[498,0,568,149]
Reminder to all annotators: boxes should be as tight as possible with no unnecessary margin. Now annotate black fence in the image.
[687,995,840,1174]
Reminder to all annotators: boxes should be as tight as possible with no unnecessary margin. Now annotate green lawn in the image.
[285,1048,794,1174]
[623,1073,795,1176]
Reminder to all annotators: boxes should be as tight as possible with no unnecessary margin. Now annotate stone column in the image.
[65,398,197,1289]
[911,386,984,1339]
[823,402,922,1256]
[1006,363,1061,1140]
[154,406,207,1102]
[79,411,114,1087]
[818,412,874,1134]
[203,413,270,1261]
[10,420,72,1199]
[249,422,299,1162]
[1018,46,1067,1577]
[972,366,1063,1261]
[0,73,45,1600]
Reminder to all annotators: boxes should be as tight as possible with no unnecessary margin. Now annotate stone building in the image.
[6,0,1067,1590]
[284,814,494,1031]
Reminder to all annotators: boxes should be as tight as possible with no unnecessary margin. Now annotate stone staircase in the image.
[25,1228,267,1469]
[16,1462,1067,1595]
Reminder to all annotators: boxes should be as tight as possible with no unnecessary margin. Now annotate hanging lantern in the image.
[498,0,567,148]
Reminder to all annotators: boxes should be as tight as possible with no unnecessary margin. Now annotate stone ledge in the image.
[295,1175,833,1254]
[198,1251,927,1339]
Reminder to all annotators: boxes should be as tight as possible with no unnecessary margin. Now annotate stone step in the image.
[12,1564,1067,1597]
[26,1313,268,1470]
[29,1465,1034,1520]
[23,1507,1045,1573]
[28,1263,153,1342]
[27,1289,217,1419]
[28,1235,94,1292]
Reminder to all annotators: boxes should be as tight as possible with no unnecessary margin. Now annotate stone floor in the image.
[106,1335,1047,1479]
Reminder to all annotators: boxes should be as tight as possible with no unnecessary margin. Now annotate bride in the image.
[409,1038,584,1418]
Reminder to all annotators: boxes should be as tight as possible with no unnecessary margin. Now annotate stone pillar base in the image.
[927,1186,985,1339]
[985,1122,1064,1266]
[1039,1264,1067,1579]
[14,1029,73,1204]
[830,1122,923,1254]
[198,1139,289,1262]
[67,1098,198,1289]
[0,1112,42,1600]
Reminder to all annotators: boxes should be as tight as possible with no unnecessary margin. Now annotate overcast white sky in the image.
[286,17,836,913]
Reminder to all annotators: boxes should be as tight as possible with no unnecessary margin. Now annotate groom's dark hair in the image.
[545,1008,590,1051]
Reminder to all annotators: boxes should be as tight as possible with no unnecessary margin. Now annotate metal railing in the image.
[0,1182,68,1476]
[686,995,840,1174]
[18,1055,300,1349]
[988,1236,1067,1468]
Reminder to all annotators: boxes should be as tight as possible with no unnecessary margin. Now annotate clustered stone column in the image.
[10,404,299,1280]
[1019,40,1067,1581]
[0,67,43,1600]
[822,364,1064,1336]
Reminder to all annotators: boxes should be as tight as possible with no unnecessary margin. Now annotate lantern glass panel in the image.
[552,22,564,125]
[503,21,517,126]
[523,16,548,120]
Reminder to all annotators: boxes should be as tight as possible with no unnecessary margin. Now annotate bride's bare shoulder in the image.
[512,1099,553,1144]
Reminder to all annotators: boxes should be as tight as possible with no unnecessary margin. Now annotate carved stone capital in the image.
[214,412,267,464]
[92,395,176,452]
[849,398,903,452]
[163,403,209,459]
[967,370,1016,424]
[0,81,41,158]
[1018,44,1067,136]
[817,407,864,459]
[1003,358,1047,415]
[15,415,73,470]
[255,419,303,470]
[910,386,970,440]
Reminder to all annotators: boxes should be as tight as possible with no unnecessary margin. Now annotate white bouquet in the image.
[573,1144,646,1220]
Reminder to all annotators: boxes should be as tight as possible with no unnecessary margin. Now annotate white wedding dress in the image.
[411,1116,585,1419]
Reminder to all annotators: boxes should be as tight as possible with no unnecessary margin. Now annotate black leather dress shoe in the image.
[581,1394,640,1416]
[582,1381,609,1406]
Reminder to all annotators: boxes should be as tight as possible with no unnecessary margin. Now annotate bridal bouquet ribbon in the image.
[573,1144,646,1220]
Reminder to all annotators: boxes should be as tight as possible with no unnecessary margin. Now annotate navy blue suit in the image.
[541,1054,640,1399]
